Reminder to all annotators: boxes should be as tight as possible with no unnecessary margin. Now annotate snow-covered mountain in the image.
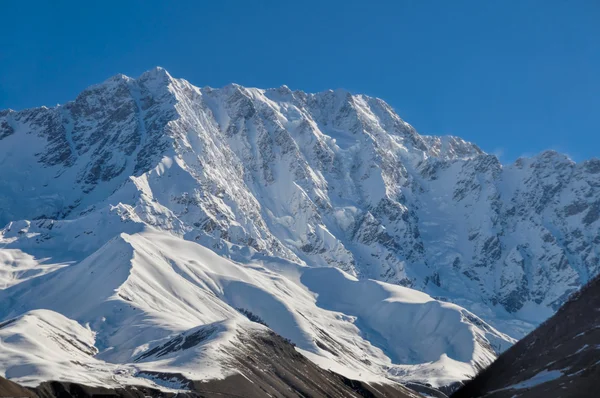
[0,67,597,393]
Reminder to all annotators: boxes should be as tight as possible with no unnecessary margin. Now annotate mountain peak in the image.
[96,73,133,91]
[136,66,175,91]
[97,67,173,90]
[139,66,172,80]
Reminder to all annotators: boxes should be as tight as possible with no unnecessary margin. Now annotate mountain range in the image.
[0,67,598,395]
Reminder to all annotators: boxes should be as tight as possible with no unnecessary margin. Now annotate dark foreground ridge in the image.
[0,376,35,398]
[0,330,422,398]
[452,274,600,398]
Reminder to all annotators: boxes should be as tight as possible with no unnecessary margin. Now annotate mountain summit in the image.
[0,68,598,393]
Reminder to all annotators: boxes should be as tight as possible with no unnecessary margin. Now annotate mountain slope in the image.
[0,376,35,398]
[0,227,511,390]
[452,274,600,398]
[0,326,423,398]
[0,326,424,398]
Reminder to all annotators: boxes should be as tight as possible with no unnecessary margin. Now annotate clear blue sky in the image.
[1,1,598,162]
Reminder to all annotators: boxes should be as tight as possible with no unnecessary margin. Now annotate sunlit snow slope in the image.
[0,226,512,389]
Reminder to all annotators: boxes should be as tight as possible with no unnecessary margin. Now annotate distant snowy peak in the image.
[1,67,599,339]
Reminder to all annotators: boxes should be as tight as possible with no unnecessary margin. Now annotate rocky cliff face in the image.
[1,68,598,338]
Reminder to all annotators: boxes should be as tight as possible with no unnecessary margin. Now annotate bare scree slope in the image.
[0,68,598,393]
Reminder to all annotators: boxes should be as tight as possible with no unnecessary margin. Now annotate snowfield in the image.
[0,67,597,391]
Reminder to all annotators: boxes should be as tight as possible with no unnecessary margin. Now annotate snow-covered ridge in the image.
[0,227,513,389]
[0,67,598,389]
